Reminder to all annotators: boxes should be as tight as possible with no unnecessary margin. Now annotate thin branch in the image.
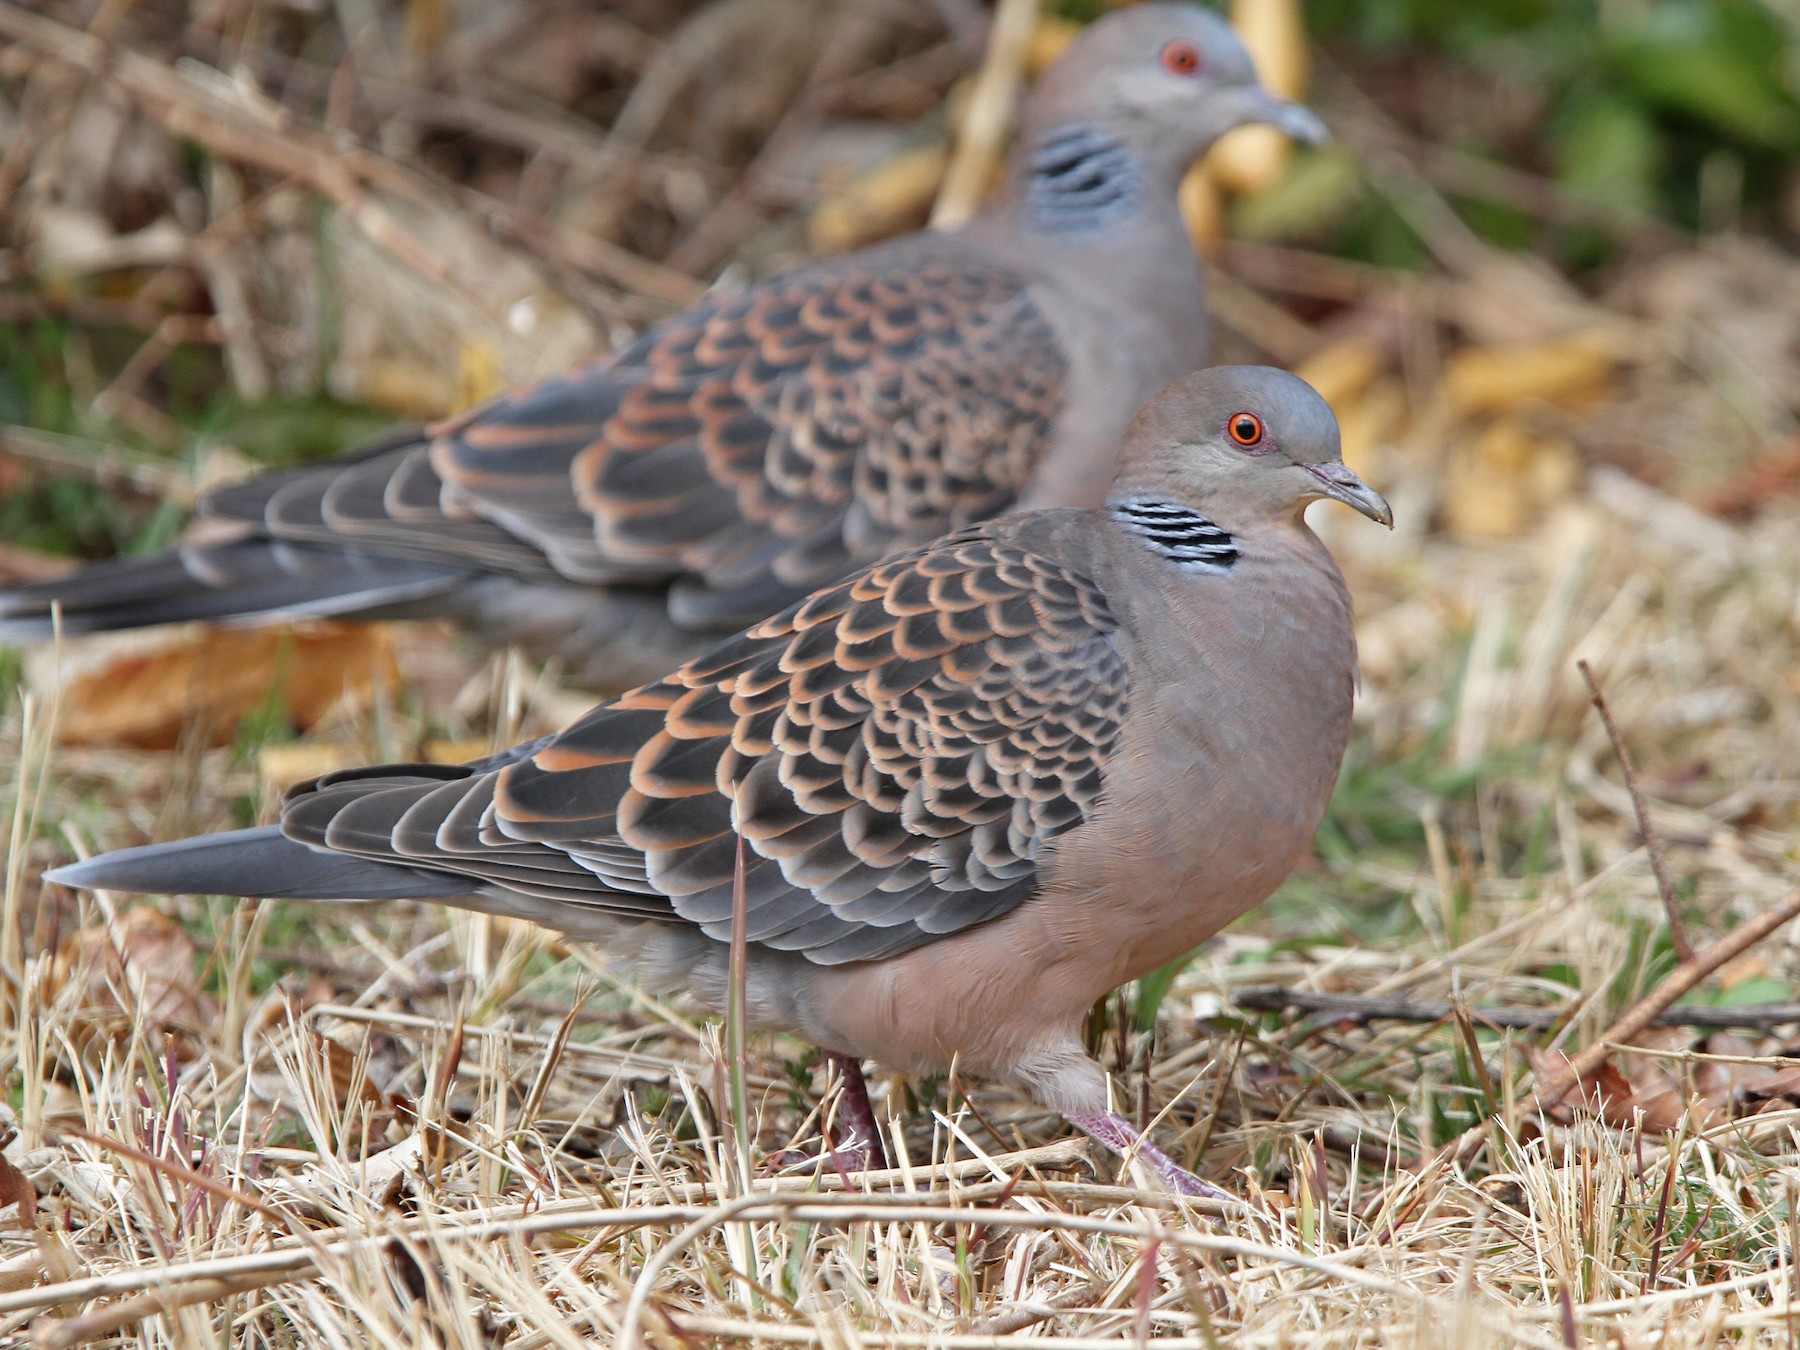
[0,2,702,327]
[1387,882,1800,1195]
[31,1272,276,1350]
[929,0,1036,227]
[2,1183,1383,1327]
[1236,987,1800,1032]
[1579,659,1691,962]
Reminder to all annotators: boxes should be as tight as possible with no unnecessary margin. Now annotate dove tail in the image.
[44,827,473,901]
[0,540,466,641]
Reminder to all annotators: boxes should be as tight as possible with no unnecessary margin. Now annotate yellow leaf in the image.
[808,142,949,253]
[422,737,494,765]
[1292,339,1387,414]
[260,735,491,792]
[1336,375,1406,479]
[1026,15,1082,76]
[1230,0,1309,98]
[49,906,210,1038]
[1207,127,1293,199]
[1442,420,1582,540]
[1441,336,1618,418]
[455,340,504,413]
[55,624,400,750]
[258,743,359,793]
[1208,0,1309,196]
[1178,162,1225,253]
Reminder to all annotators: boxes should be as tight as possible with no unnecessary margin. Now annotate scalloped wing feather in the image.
[275,533,1127,964]
[167,243,1067,639]
[430,240,1068,624]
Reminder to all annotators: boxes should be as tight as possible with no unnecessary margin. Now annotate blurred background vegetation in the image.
[5,0,1800,564]
[1304,0,1800,263]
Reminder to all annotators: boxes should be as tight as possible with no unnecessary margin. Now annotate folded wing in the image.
[1,239,1069,648]
[278,531,1128,965]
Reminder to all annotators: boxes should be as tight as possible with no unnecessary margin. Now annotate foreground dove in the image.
[47,366,1390,1193]
[0,4,1326,689]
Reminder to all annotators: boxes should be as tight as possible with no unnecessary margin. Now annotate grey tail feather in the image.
[45,827,475,901]
[0,540,466,641]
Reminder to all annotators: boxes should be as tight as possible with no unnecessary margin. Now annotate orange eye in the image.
[1227,412,1265,447]
[1161,39,1202,77]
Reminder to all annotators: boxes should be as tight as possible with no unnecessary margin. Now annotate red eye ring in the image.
[1161,39,1202,77]
[1227,411,1265,447]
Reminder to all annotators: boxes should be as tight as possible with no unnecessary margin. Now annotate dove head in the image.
[1020,2,1327,199]
[1111,366,1393,529]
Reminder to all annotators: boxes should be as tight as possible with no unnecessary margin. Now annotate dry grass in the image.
[4,1,1800,1345]
[3,413,1797,1345]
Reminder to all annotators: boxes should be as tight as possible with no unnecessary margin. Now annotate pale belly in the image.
[799,749,1320,1081]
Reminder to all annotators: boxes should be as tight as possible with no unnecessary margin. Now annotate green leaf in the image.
[1134,949,1200,1032]
[1607,4,1800,149]
[1555,95,1662,216]
[1708,975,1793,1008]
[1230,146,1367,244]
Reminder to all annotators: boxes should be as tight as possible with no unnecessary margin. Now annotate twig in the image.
[967,1284,1099,1336]
[1578,659,1691,962]
[1214,241,1393,303]
[31,1272,275,1350]
[0,292,222,338]
[638,1319,1214,1349]
[1363,115,1682,251]
[0,423,198,501]
[930,0,1036,227]
[725,836,752,1194]
[305,1001,779,1090]
[1423,883,1800,1179]
[663,2,879,276]
[1236,987,1800,1032]
[616,1189,1394,1349]
[91,314,227,422]
[2,1184,1392,1327]
[0,4,571,327]
[1203,267,1324,364]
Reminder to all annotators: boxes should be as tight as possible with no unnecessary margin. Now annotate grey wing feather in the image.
[254,530,1128,964]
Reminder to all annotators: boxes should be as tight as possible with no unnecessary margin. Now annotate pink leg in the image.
[767,1053,891,1177]
[824,1052,889,1170]
[1064,1109,1230,1200]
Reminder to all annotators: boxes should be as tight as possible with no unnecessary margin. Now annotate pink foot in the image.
[824,1052,889,1171]
[766,1053,889,1179]
[1064,1109,1231,1200]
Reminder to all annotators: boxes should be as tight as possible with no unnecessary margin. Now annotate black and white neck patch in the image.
[1110,497,1238,574]
[1025,124,1143,234]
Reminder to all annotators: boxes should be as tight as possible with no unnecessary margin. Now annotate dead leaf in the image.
[1026,15,1082,76]
[1696,438,1800,519]
[1206,0,1309,197]
[308,1027,394,1120]
[260,736,490,793]
[50,623,400,749]
[1443,419,1581,540]
[1532,1049,1672,1129]
[325,194,599,419]
[1442,336,1618,418]
[1592,1031,1800,1132]
[46,906,213,1045]
[809,142,949,252]
[0,1134,36,1229]
[0,1246,47,1293]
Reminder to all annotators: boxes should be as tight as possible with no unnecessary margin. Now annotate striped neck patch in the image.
[1110,497,1238,573]
[1025,124,1143,234]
